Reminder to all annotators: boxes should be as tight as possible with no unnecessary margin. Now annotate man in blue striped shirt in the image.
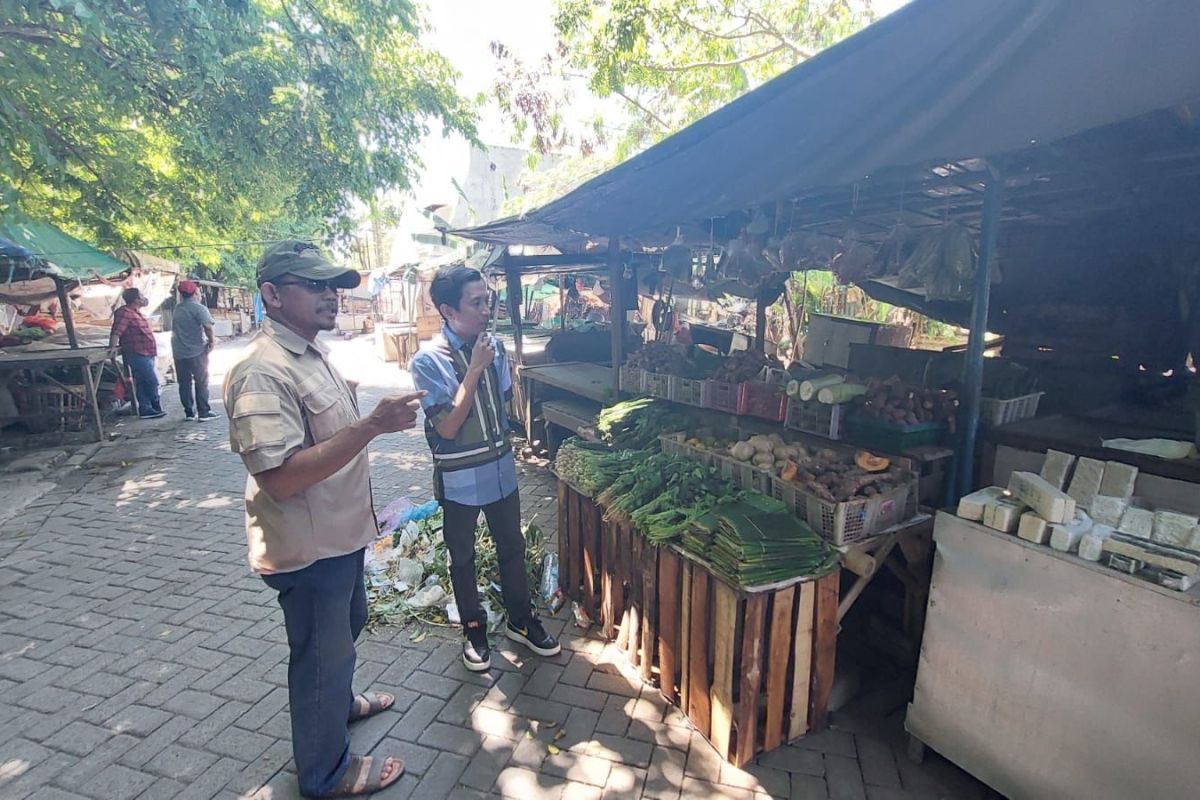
[410,266,560,672]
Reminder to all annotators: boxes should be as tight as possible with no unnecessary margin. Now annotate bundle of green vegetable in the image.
[554,439,649,496]
[682,493,840,586]
[596,398,692,450]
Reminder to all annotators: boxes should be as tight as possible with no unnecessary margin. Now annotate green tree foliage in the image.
[495,0,875,214]
[0,0,475,281]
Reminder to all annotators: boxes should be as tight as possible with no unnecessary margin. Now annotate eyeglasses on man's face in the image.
[272,278,340,294]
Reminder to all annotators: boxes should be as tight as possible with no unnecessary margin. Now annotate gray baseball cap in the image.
[256,240,361,289]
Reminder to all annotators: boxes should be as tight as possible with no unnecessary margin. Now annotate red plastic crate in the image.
[737,381,787,422]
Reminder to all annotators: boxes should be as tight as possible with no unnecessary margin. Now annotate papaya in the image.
[854,450,890,473]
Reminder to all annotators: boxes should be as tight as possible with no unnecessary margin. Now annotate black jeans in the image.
[262,549,367,797]
[441,491,533,627]
[174,352,211,416]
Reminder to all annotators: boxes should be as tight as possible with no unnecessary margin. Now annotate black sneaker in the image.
[196,411,219,422]
[139,411,166,420]
[462,620,491,672]
[505,616,561,657]
[184,413,196,421]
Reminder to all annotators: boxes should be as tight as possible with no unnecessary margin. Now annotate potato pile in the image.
[728,433,908,503]
[854,377,959,431]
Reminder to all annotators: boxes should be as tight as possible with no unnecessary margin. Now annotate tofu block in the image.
[957,486,1007,521]
[983,497,1027,533]
[1039,449,1076,490]
[1017,512,1051,545]
[1151,510,1199,547]
[1067,457,1105,512]
[1117,506,1154,539]
[1078,524,1114,562]
[1098,461,1138,500]
[1008,471,1076,524]
[1050,511,1092,553]
[1090,495,1128,528]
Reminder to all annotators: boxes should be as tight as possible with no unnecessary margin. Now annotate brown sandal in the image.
[325,755,404,797]
[348,691,394,723]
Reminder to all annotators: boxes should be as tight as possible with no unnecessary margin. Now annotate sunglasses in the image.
[271,278,340,293]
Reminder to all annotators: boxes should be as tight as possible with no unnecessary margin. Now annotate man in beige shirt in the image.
[225,241,423,797]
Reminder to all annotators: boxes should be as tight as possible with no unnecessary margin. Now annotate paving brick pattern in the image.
[0,336,990,800]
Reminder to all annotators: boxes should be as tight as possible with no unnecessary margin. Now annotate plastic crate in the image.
[619,366,646,394]
[770,475,915,546]
[668,376,706,407]
[979,392,1044,428]
[702,379,742,413]
[737,381,788,422]
[844,415,945,453]
[785,397,842,440]
[711,451,773,494]
[644,372,672,399]
[659,432,717,468]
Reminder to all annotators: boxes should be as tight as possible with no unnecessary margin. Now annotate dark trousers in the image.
[124,353,162,415]
[441,491,532,626]
[262,549,367,797]
[174,352,211,416]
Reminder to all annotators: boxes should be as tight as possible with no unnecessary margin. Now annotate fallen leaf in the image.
[409,630,426,643]
[524,730,534,740]
[544,721,558,729]
[553,729,567,741]
[547,744,560,755]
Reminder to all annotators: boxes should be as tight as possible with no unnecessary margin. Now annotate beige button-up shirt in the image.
[224,319,375,574]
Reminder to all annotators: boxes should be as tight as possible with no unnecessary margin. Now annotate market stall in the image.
[453,0,1200,792]
[0,219,134,442]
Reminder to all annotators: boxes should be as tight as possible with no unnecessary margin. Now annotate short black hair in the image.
[122,287,141,304]
[430,265,484,317]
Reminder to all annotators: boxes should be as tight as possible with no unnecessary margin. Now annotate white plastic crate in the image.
[668,375,706,407]
[979,392,1043,428]
[785,397,843,440]
[659,432,717,468]
[770,474,915,546]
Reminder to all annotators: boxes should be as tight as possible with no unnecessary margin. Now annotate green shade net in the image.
[0,217,130,281]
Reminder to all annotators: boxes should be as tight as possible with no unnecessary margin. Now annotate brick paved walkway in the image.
[0,335,990,800]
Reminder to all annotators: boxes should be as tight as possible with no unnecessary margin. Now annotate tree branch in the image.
[635,43,788,73]
[612,88,669,130]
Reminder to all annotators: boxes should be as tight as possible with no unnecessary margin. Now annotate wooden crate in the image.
[559,480,838,767]
[557,481,601,622]
[662,553,838,766]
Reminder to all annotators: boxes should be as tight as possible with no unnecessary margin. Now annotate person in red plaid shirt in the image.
[108,287,165,419]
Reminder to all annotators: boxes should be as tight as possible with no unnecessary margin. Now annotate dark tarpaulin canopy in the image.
[454,0,1200,246]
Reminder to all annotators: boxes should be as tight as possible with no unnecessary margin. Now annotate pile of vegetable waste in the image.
[364,508,546,633]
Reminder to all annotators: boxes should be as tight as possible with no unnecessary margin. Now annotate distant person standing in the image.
[108,287,164,419]
[172,280,218,421]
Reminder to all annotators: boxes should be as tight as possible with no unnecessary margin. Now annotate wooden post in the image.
[608,236,624,396]
[657,550,681,703]
[789,581,815,740]
[640,543,658,684]
[710,580,738,760]
[54,278,79,349]
[678,562,693,713]
[735,593,767,766]
[688,569,712,734]
[764,586,796,750]
[809,572,840,732]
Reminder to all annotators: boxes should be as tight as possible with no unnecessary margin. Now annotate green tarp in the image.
[0,218,129,281]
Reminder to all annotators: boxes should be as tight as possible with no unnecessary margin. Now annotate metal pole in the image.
[608,236,624,398]
[754,284,768,354]
[958,166,1003,497]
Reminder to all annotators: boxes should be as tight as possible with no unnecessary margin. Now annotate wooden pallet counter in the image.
[557,480,839,767]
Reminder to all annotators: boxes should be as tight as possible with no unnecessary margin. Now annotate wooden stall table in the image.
[519,361,613,446]
[838,513,935,643]
[0,346,110,442]
[557,479,840,767]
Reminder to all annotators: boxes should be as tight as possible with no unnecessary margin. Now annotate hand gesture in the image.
[468,335,495,373]
[367,390,425,434]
